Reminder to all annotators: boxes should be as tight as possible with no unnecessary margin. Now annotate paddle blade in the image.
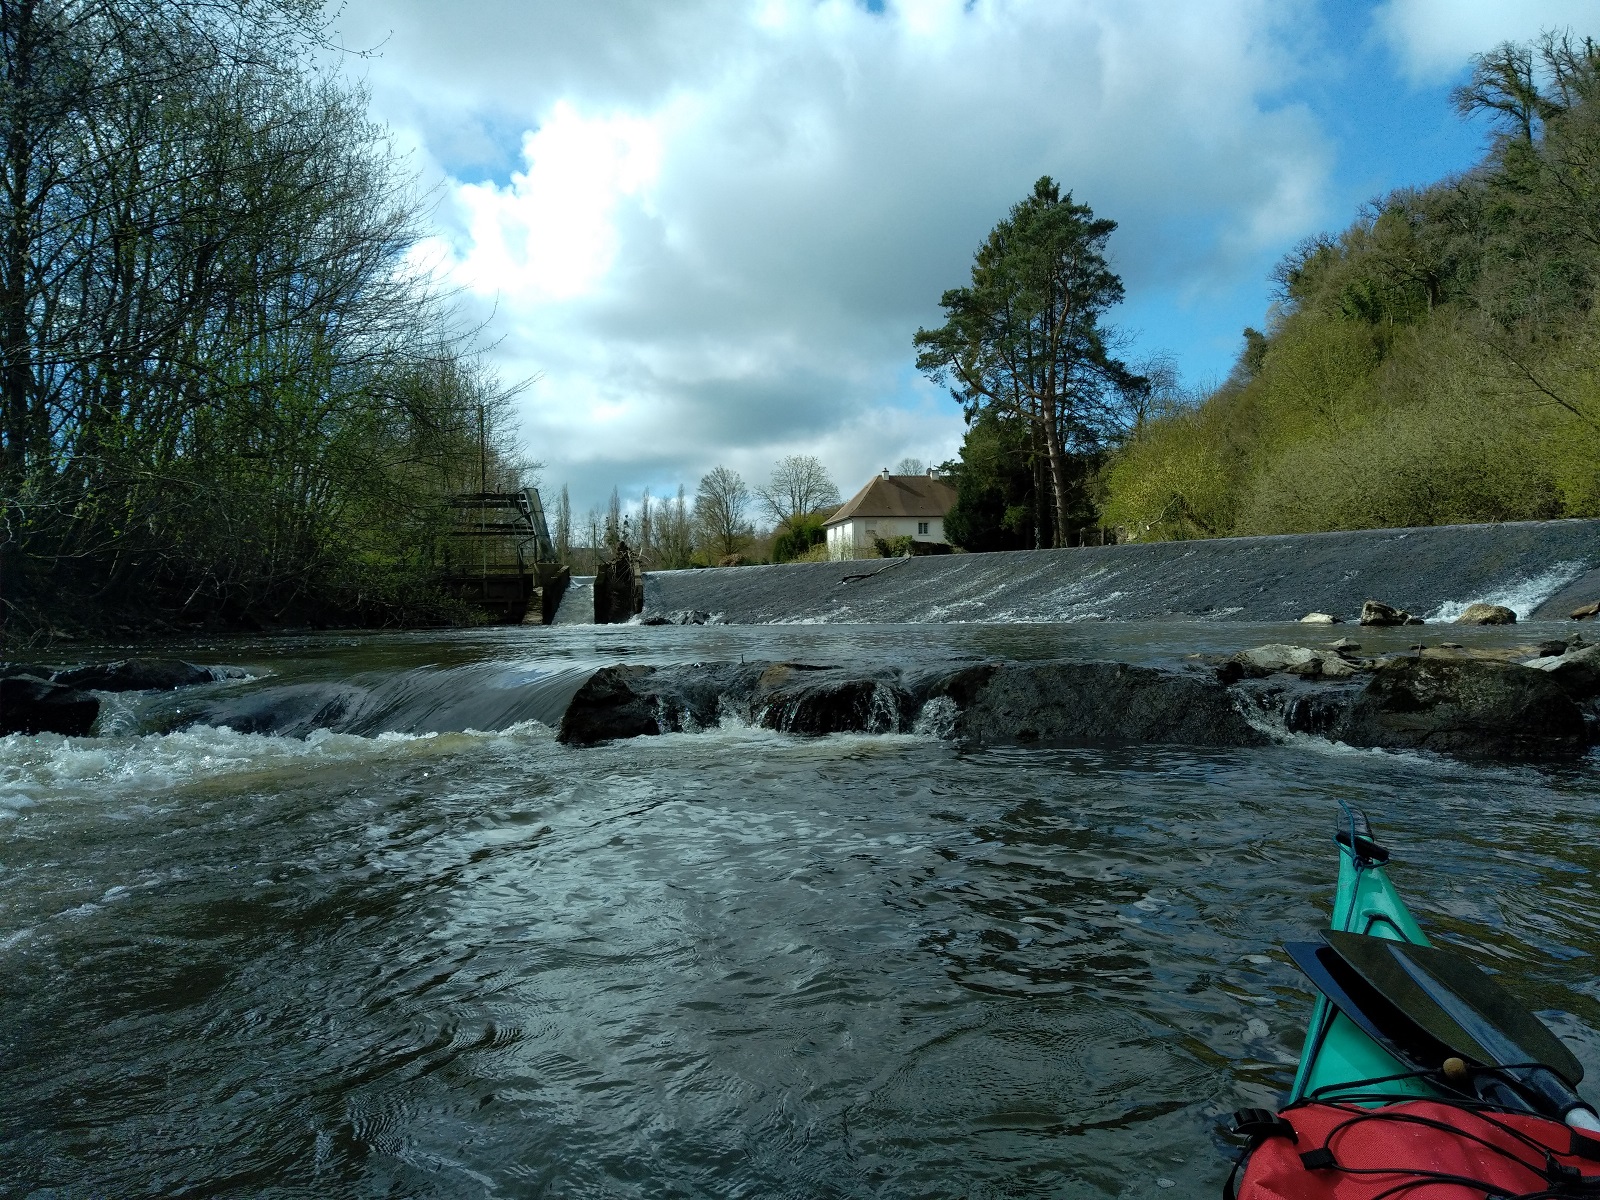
[1322,930,1584,1086]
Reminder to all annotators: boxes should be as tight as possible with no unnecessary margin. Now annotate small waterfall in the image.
[553,576,595,624]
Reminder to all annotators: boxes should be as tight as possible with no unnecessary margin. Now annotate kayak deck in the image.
[1287,824,1443,1105]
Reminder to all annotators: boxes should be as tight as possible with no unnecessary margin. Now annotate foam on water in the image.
[1426,559,1589,621]
[0,720,556,818]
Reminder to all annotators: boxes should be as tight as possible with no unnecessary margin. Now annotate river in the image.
[4,621,1599,1197]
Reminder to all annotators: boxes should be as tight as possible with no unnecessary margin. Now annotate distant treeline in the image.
[551,454,855,571]
[1102,33,1600,541]
[0,0,521,642]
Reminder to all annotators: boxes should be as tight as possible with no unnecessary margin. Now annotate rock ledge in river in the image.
[1335,657,1587,760]
[0,675,99,736]
[52,658,220,692]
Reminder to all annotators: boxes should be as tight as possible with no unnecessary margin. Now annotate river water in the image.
[4,622,1599,1198]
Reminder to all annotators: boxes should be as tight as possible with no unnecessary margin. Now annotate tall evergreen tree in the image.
[915,177,1143,546]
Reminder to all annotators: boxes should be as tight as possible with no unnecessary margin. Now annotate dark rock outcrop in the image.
[1454,603,1517,626]
[557,658,1266,750]
[1361,600,1422,626]
[557,666,664,745]
[0,675,99,736]
[53,658,218,692]
[1334,657,1588,760]
[938,661,1267,749]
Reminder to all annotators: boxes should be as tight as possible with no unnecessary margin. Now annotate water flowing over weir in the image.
[639,519,1600,625]
[5,525,1600,1196]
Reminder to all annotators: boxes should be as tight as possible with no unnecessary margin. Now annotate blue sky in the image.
[334,0,1595,518]
[1118,0,1489,389]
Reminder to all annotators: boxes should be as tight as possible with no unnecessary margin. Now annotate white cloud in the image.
[447,103,664,301]
[1374,0,1600,83]
[336,0,1333,511]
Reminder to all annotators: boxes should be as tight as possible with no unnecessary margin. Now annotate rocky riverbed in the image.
[553,634,1600,762]
[9,629,1598,763]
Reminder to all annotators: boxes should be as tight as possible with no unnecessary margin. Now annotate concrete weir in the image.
[641,519,1600,625]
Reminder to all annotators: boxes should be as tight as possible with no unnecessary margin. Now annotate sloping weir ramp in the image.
[636,519,1600,625]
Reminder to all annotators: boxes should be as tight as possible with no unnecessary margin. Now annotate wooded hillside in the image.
[1102,34,1600,542]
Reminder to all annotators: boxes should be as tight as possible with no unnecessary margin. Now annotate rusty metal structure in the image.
[440,488,569,623]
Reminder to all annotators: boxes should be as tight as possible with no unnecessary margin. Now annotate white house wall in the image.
[825,517,947,560]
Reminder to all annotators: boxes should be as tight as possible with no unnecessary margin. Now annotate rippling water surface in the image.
[4,622,1599,1198]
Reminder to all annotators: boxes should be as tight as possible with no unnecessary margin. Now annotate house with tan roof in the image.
[823,468,958,560]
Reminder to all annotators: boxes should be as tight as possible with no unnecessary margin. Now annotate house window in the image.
[917,521,929,536]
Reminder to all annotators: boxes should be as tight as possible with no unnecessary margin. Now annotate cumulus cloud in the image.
[337,0,1335,511]
[1374,0,1599,84]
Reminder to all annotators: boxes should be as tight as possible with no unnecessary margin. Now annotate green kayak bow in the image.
[1283,806,1599,1132]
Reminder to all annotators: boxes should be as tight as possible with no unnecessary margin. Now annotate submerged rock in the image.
[1300,612,1342,624]
[0,675,99,736]
[175,683,361,737]
[53,658,218,692]
[1235,677,1361,739]
[1335,657,1587,760]
[754,672,910,736]
[1453,603,1517,626]
[640,609,714,626]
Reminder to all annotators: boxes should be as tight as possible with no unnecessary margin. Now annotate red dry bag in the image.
[1232,1100,1600,1199]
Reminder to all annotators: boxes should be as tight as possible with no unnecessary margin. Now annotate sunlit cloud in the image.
[1373,0,1597,83]
[447,102,663,301]
[334,0,1575,511]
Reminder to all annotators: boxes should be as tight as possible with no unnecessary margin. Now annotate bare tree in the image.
[554,485,572,563]
[0,0,525,633]
[755,454,840,527]
[695,466,751,559]
[657,484,693,569]
[894,457,926,475]
[604,486,622,551]
[637,488,654,565]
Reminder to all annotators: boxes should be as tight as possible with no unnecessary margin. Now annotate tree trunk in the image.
[0,0,39,630]
[1039,394,1073,549]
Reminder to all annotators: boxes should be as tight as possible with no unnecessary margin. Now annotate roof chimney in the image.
[881,467,890,478]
